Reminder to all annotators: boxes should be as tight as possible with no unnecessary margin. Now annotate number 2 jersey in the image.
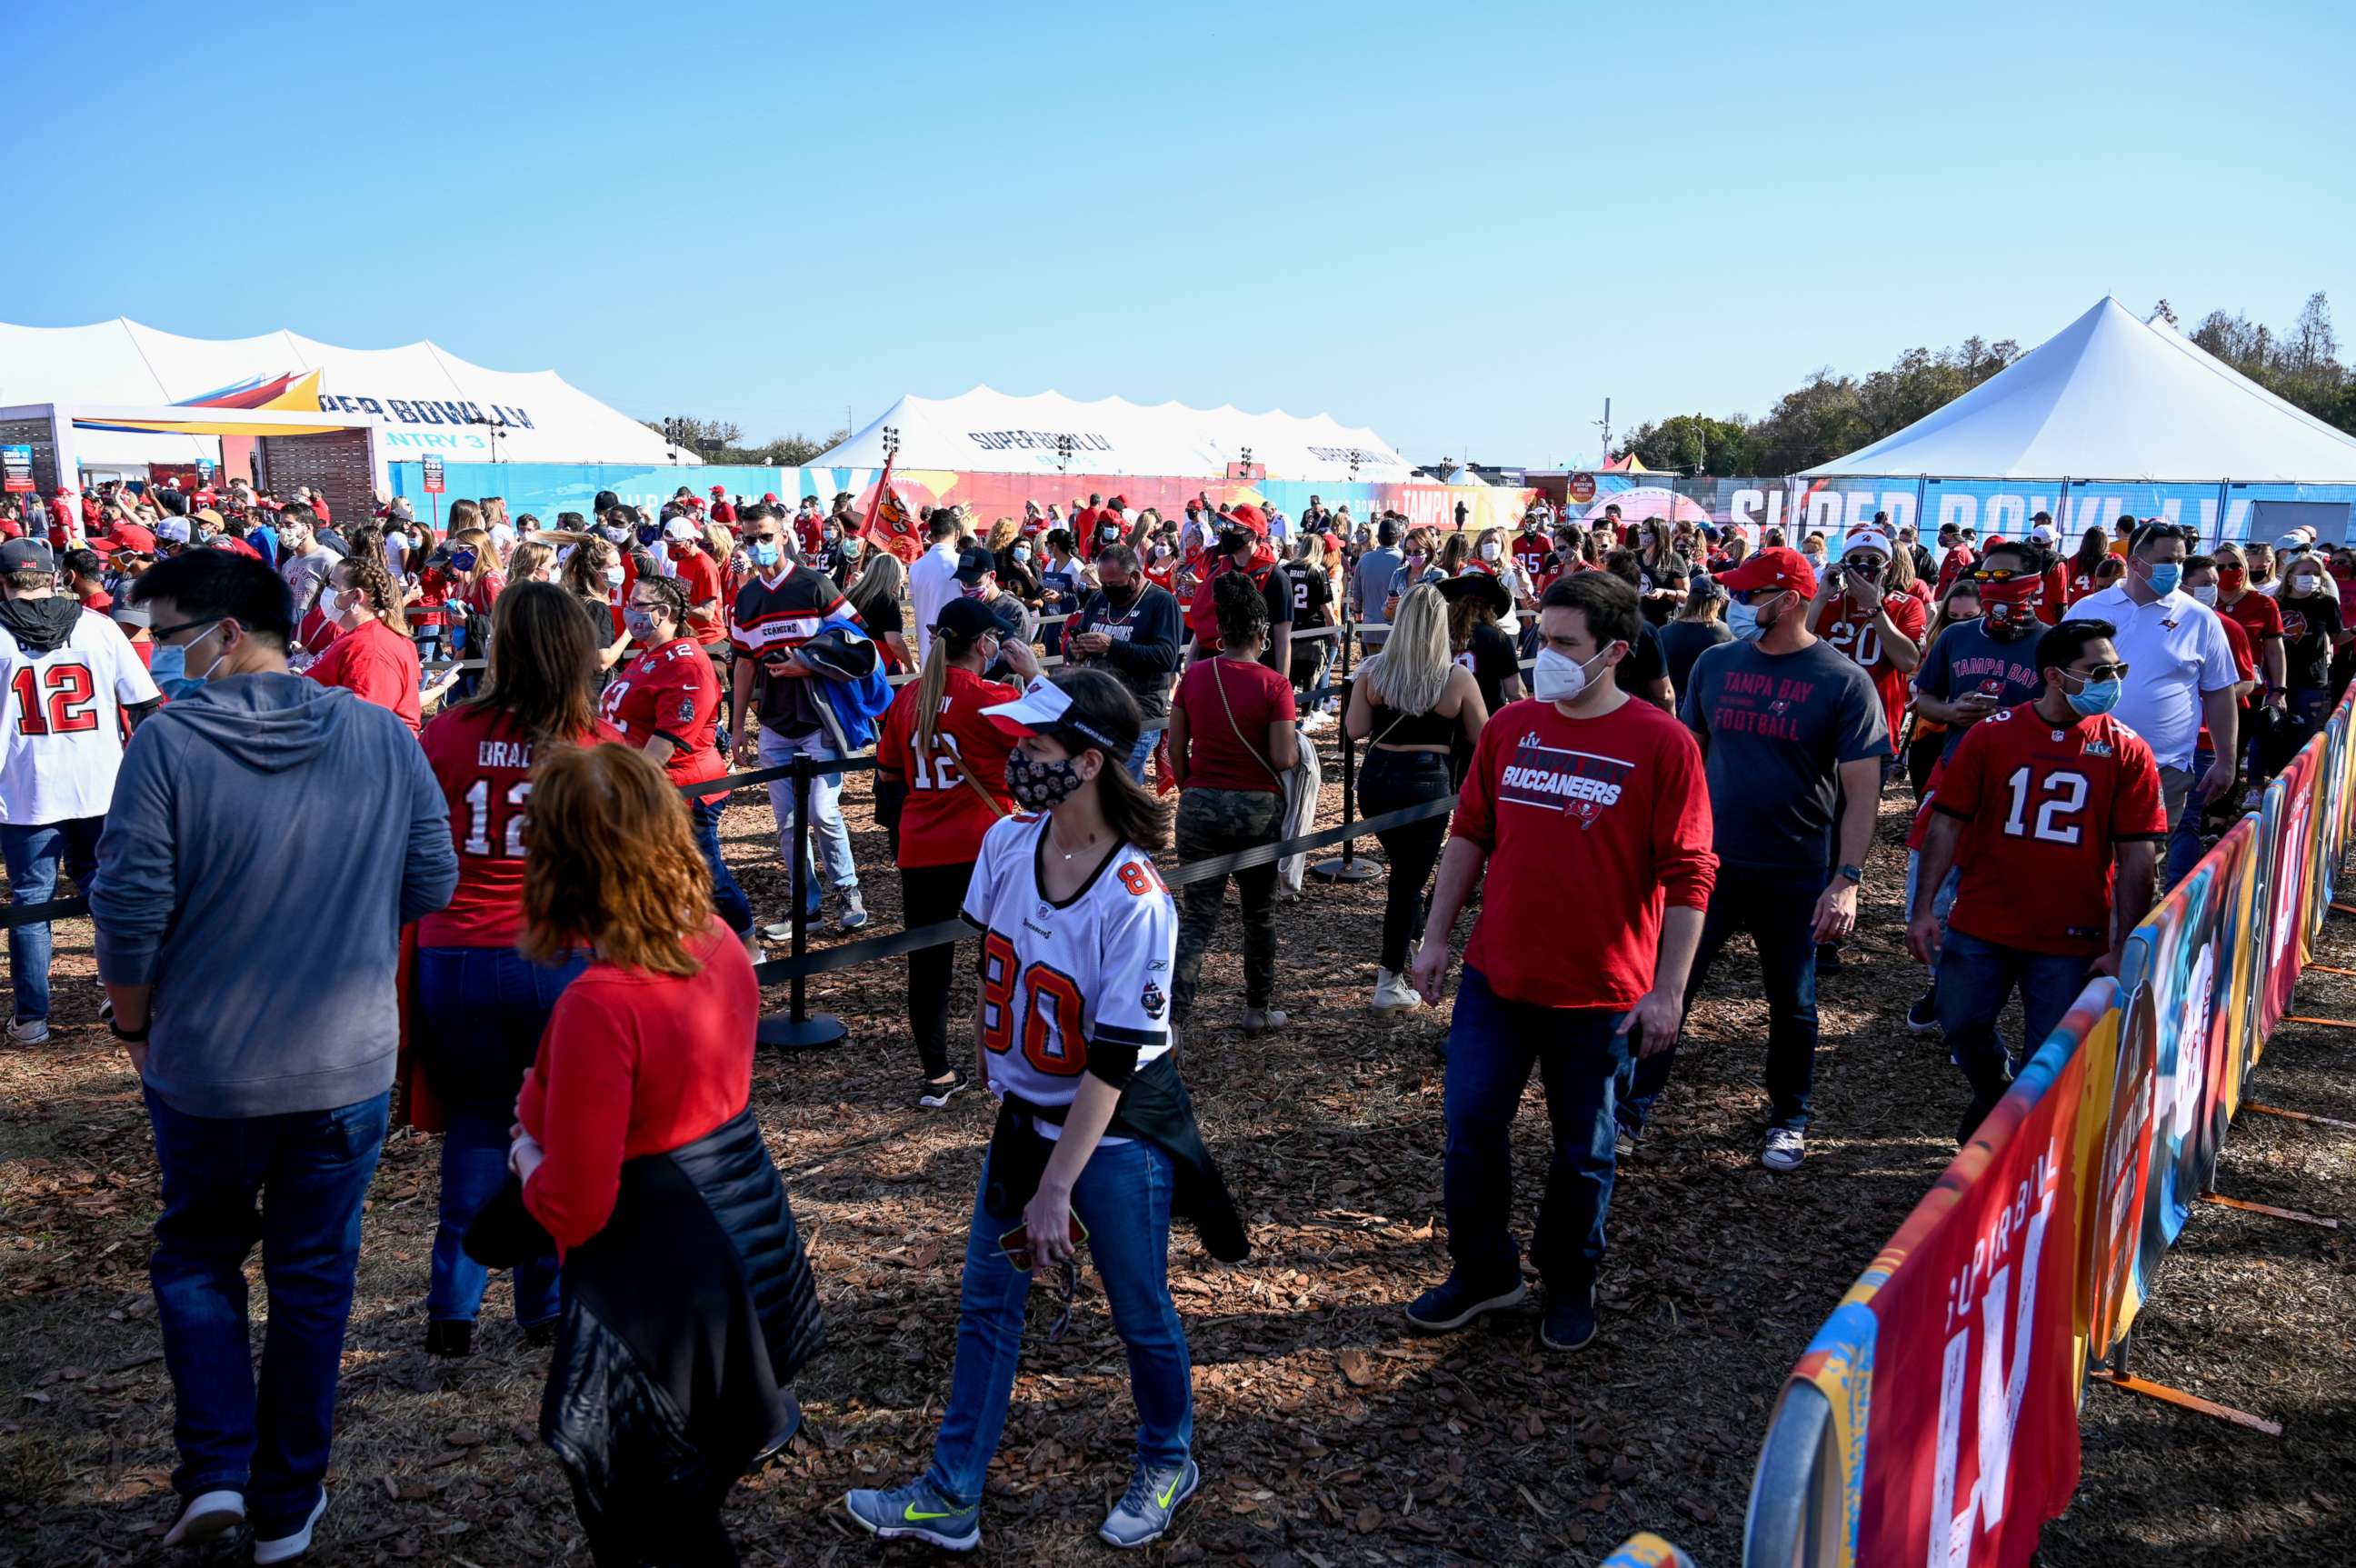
[1932,704,2166,956]
[959,812,1176,1136]
[417,704,623,947]
[874,665,1022,868]
[0,604,160,824]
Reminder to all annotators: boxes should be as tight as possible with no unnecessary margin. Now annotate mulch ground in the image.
[3,735,2351,1567]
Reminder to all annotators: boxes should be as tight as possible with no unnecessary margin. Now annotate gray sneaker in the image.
[842,1477,980,1553]
[1762,1127,1806,1172]
[1100,1457,1199,1549]
[832,885,870,932]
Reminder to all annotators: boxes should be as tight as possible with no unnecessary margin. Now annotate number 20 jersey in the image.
[0,609,159,824]
[1932,704,2165,956]
[959,812,1176,1125]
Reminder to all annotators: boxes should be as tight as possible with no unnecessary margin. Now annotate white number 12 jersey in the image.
[0,610,161,824]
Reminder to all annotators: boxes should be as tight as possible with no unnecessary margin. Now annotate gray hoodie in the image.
[93,672,458,1118]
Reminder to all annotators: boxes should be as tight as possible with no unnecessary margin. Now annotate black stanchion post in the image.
[1310,726,1377,884]
[758,752,847,1049]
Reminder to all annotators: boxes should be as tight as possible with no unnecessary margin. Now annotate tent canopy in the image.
[0,318,676,467]
[1804,296,2356,483]
[815,386,1413,483]
[1599,453,1652,473]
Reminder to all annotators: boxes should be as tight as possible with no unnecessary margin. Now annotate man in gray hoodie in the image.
[91,550,456,1563]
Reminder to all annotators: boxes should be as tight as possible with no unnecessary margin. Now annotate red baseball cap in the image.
[1714,545,1816,599]
[1223,502,1270,536]
[711,484,726,496]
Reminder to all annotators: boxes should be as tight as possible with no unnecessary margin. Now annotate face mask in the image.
[450,549,478,573]
[2290,574,2321,597]
[668,542,692,561]
[2216,566,2246,592]
[824,532,841,546]
[1478,541,1501,562]
[2063,672,2122,718]
[2144,562,2182,596]
[1005,749,1085,810]
[2191,583,2219,606]
[603,564,626,587]
[1104,581,1137,604]
[749,541,782,569]
[2249,562,2273,583]
[148,642,186,684]
[1726,599,1762,641]
[1013,545,1032,562]
[624,609,659,641]
[842,538,863,558]
[1532,644,1616,704]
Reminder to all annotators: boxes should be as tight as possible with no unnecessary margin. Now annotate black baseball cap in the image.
[953,545,997,586]
[933,595,1001,643]
[0,538,56,574]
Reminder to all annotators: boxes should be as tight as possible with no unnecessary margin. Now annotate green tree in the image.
[638,418,851,466]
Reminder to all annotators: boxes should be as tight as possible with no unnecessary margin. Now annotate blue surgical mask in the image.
[749,540,782,569]
[2065,674,2122,717]
[1726,598,1763,642]
[148,643,185,684]
[603,564,625,587]
[2145,562,2182,596]
[450,548,478,573]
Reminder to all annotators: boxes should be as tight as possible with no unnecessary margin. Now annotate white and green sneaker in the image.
[1100,1457,1199,1549]
[843,1477,980,1553]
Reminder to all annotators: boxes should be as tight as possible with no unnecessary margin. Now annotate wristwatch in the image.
[1837,864,1865,886]
[108,1018,151,1044]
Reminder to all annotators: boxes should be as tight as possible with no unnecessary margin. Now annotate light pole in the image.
[1055,434,1074,475]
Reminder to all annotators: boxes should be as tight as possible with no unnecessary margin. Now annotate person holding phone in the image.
[844,671,1243,1555]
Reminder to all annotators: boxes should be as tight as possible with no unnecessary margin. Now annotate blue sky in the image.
[9,0,2351,467]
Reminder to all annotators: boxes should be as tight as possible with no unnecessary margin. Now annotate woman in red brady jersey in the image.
[412,583,620,1357]
[602,574,756,954]
[874,596,1040,1106]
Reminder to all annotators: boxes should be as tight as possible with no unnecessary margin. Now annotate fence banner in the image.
[1763,981,2110,1568]
[1602,1533,1697,1568]
[2259,743,2322,1040]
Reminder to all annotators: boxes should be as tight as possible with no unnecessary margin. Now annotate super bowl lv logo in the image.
[1496,734,1633,827]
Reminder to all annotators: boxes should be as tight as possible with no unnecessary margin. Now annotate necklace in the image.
[1053,826,1101,861]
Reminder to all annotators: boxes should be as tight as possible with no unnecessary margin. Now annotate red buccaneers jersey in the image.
[1813,591,1926,755]
[1933,704,2166,956]
[417,704,624,947]
[1511,530,1552,582]
[600,637,727,802]
[874,665,1023,868]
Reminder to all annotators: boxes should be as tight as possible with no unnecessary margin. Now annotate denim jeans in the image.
[757,724,857,905]
[690,794,754,938]
[1357,749,1453,974]
[415,945,586,1324]
[1628,866,1821,1134]
[145,1086,389,1535]
[1173,786,1283,1021]
[1119,727,1163,787]
[1,815,102,1023]
[924,1135,1192,1510]
[1902,849,1961,931]
[1441,966,1629,1292]
[2164,754,2211,892]
[1936,928,2093,1142]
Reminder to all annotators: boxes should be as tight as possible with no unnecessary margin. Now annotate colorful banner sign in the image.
[0,444,32,494]
[1601,1533,1696,1568]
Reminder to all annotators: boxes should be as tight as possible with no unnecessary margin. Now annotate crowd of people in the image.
[3,465,2349,1563]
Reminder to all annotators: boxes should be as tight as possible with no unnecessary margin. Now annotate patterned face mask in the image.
[1005,750,1084,809]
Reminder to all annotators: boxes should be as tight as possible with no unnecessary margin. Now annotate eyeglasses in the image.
[2076,663,2131,683]
[1972,567,2023,583]
[148,616,222,645]
[1000,1219,1089,1343]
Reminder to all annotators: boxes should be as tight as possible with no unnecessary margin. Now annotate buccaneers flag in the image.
[863,451,921,564]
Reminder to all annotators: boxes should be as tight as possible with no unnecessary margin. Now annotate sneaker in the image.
[1762,1128,1806,1172]
[1613,1123,1638,1159]
[1539,1283,1598,1353]
[6,1016,48,1045]
[1100,1457,1200,1549]
[424,1319,473,1357]
[842,1477,981,1553]
[162,1489,245,1548]
[832,886,869,933]
[252,1489,327,1564]
[917,1073,968,1109]
[1301,709,1334,734]
[1404,1272,1526,1333]
[760,918,795,943]
[1906,986,1940,1035]
[1242,1007,1289,1035]
[1371,969,1423,1014]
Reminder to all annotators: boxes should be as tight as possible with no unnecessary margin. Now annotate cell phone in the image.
[999,1215,1088,1265]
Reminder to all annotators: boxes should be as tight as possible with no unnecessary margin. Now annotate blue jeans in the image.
[925,1135,1192,1509]
[416,946,585,1324]
[1935,927,2093,1143]
[691,795,754,938]
[757,724,856,907]
[145,1086,389,1534]
[1120,727,1163,787]
[1628,867,1821,1133]
[2164,754,2211,892]
[1441,965,1629,1292]
[2,815,103,1023]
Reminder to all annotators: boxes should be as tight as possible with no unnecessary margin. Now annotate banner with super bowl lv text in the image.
[1770,982,2107,1568]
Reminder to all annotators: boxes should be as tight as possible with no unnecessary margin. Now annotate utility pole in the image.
[1595,397,1612,462]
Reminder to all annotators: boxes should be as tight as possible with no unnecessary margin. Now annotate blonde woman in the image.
[1343,584,1488,1012]
[844,545,913,673]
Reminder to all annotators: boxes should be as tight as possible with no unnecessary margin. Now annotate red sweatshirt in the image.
[518,920,759,1251]
[305,616,423,734]
[1452,695,1717,1010]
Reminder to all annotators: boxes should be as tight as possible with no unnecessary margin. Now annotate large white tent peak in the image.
[1803,295,2356,483]
[815,386,1413,482]
[0,317,678,465]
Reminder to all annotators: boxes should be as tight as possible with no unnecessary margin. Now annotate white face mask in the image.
[2191,583,2220,606]
[1532,644,1617,704]
[2289,574,2321,596]
[1478,540,1501,561]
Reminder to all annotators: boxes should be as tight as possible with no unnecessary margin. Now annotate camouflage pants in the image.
[1173,786,1283,1023]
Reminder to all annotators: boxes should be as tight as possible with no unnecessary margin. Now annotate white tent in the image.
[0,318,678,467]
[1804,296,2356,483]
[815,386,1413,483]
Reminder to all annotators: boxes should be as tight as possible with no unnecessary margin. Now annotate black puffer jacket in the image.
[540,1107,824,1531]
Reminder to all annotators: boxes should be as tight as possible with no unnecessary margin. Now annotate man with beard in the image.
[1185,504,1292,676]
[1062,544,1183,783]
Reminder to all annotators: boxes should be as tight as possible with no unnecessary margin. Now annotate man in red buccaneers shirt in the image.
[1907,616,2163,1142]
[1403,571,1714,1355]
[1808,526,1924,756]
[1511,512,1552,584]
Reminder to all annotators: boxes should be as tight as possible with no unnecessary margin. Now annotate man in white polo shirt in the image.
[2071,521,2240,886]
[906,510,964,666]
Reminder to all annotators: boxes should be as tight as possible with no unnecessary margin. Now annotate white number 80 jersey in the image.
[0,610,160,824]
[959,812,1177,1128]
